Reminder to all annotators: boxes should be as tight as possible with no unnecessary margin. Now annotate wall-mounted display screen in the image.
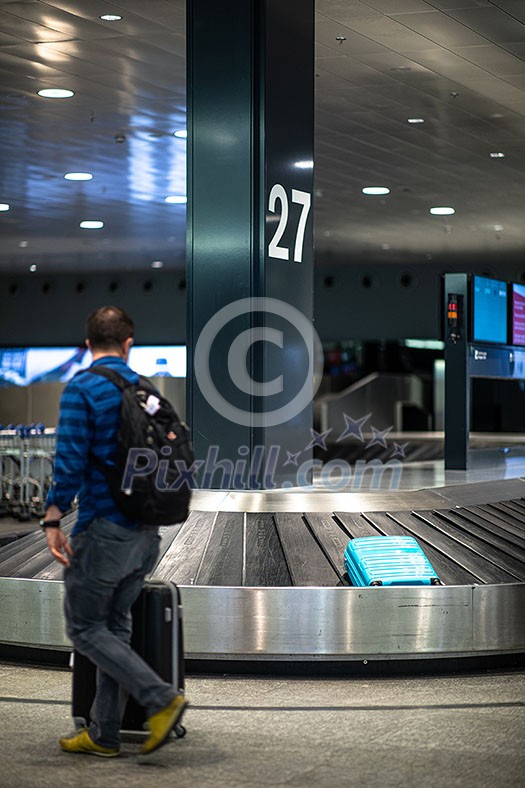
[0,346,186,387]
[472,275,508,344]
[511,283,525,346]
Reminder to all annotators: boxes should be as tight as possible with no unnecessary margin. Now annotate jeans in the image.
[64,517,175,748]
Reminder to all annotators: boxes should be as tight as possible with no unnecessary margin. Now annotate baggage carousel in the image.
[0,477,524,671]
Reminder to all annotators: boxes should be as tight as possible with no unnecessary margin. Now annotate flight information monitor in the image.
[511,283,525,346]
[472,275,508,344]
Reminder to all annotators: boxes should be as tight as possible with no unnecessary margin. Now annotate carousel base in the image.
[0,576,523,671]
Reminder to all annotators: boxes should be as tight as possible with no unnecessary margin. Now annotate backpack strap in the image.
[85,366,132,390]
[85,367,154,391]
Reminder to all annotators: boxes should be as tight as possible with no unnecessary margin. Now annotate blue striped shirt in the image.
[46,355,139,535]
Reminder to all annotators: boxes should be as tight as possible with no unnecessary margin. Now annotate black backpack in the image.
[86,366,193,525]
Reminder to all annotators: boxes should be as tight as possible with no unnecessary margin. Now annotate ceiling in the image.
[1,0,525,274]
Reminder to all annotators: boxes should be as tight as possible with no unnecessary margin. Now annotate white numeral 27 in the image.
[267,184,311,263]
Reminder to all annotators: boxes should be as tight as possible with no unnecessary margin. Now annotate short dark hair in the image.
[86,306,134,350]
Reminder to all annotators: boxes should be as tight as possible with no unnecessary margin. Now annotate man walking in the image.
[41,305,187,757]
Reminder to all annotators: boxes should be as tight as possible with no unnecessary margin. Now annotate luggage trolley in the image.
[21,426,56,518]
[0,429,23,517]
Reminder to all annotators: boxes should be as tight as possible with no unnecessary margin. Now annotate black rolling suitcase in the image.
[71,580,186,738]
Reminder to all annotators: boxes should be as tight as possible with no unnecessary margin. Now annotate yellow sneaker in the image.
[140,694,188,755]
[59,728,120,757]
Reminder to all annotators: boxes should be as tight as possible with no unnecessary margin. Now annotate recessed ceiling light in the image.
[407,118,424,124]
[29,264,37,272]
[362,187,390,195]
[0,203,10,211]
[391,66,411,72]
[37,88,74,99]
[165,195,187,204]
[489,152,505,158]
[64,172,93,181]
[80,220,104,229]
[100,14,122,21]
[430,206,455,215]
[173,130,187,138]
[151,260,164,269]
[494,224,504,232]
[294,160,314,169]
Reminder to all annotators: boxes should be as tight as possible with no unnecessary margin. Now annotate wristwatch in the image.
[39,519,61,530]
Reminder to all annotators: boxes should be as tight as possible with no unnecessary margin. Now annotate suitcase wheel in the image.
[174,724,186,739]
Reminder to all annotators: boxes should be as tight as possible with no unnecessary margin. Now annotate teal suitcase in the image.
[344,535,442,586]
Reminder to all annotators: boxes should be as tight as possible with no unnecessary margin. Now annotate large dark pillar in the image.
[187,0,317,489]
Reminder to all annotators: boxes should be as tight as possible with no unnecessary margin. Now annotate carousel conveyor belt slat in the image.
[302,513,349,578]
[274,513,341,586]
[0,511,77,563]
[403,511,521,583]
[474,503,525,532]
[244,513,291,586]
[451,506,525,545]
[506,499,525,516]
[0,529,43,566]
[33,561,66,581]
[487,500,525,522]
[333,512,379,540]
[434,508,525,555]
[156,522,185,564]
[417,510,525,581]
[151,510,217,585]
[0,525,71,578]
[194,512,244,586]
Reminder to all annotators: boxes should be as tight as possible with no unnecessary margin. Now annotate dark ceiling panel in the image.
[364,0,437,12]
[315,16,390,56]
[490,1,525,25]
[459,75,525,106]
[426,1,492,8]
[3,42,120,78]
[24,39,186,90]
[389,10,493,47]
[35,0,181,37]
[455,44,525,76]
[0,1,126,40]
[105,0,185,27]
[0,8,73,42]
[36,0,122,18]
[316,0,382,22]
[97,34,186,66]
[0,30,25,45]
[502,74,525,90]
[446,8,525,44]
[338,13,487,50]
[395,47,491,82]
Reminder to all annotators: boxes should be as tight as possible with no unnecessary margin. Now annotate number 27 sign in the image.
[267,184,312,263]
